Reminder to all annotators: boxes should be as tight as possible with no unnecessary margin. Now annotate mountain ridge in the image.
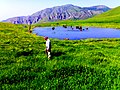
[3,4,111,24]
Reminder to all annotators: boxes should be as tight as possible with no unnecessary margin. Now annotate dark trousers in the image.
[45,49,51,58]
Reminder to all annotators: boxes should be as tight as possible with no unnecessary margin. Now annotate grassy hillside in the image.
[35,6,120,29]
[1,22,120,89]
[35,19,120,29]
[86,6,120,23]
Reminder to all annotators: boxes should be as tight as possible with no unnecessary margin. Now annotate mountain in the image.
[3,4,111,24]
[85,6,120,23]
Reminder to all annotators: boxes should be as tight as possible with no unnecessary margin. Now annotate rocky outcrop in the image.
[3,4,111,24]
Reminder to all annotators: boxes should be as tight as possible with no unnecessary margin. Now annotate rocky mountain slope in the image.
[3,4,111,24]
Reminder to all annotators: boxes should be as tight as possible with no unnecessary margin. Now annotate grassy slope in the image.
[86,6,120,23]
[1,22,120,89]
[35,6,120,29]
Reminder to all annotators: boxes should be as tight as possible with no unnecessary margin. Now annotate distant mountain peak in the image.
[3,4,111,24]
[61,4,74,6]
[83,5,110,12]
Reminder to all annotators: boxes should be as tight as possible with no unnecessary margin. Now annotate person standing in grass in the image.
[44,37,51,59]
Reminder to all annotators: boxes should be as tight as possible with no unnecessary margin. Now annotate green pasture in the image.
[0,22,120,89]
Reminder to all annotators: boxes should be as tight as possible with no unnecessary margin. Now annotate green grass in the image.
[1,22,120,89]
[35,20,120,29]
[85,6,120,23]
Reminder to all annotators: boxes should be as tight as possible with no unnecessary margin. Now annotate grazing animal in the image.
[86,28,88,30]
[28,30,32,33]
[56,23,59,26]
[79,26,82,31]
[71,26,74,30]
[52,27,55,30]
[64,38,69,40]
[23,25,27,28]
[76,26,79,29]
[63,24,67,28]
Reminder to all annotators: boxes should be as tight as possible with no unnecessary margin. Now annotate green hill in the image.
[1,22,120,89]
[86,6,120,23]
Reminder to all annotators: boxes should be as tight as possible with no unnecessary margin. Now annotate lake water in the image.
[33,26,120,40]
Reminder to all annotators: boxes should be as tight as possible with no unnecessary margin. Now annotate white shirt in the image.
[46,39,51,50]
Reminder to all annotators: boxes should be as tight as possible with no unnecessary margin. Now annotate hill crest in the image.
[86,6,120,23]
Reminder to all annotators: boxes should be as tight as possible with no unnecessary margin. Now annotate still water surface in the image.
[33,26,120,40]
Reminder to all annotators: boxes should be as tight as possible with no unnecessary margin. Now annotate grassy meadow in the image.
[35,20,120,29]
[86,6,120,23]
[0,21,120,89]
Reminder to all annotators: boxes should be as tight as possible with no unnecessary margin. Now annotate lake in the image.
[33,26,120,40]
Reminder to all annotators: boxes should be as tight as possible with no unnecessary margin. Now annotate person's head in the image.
[44,37,48,40]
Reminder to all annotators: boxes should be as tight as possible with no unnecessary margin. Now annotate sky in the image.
[0,0,120,21]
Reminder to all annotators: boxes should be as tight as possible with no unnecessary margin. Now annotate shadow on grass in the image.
[1,72,37,85]
[45,65,95,80]
[16,50,33,57]
[51,51,66,58]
